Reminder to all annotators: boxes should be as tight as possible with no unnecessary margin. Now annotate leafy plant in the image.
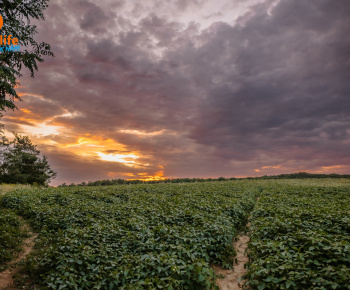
[246,182,350,289]
[0,206,27,270]
[2,181,260,289]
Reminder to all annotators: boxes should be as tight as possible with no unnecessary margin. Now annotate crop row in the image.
[246,183,350,289]
[0,207,28,270]
[2,181,260,289]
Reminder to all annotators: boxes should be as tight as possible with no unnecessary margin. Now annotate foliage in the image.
[0,0,53,112]
[0,133,56,185]
[60,177,237,187]
[2,179,349,288]
[0,184,31,271]
[253,172,350,180]
[0,182,31,195]
[246,182,350,289]
[1,181,260,289]
[0,204,27,270]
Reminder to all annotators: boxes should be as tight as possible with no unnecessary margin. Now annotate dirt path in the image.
[214,197,260,289]
[0,230,37,289]
[0,186,36,289]
[213,233,250,290]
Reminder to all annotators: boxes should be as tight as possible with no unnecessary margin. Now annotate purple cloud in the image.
[3,0,350,185]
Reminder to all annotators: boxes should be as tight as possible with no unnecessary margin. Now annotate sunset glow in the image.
[119,129,166,136]
[60,137,145,167]
[18,123,62,136]
[1,0,349,185]
[97,152,139,165]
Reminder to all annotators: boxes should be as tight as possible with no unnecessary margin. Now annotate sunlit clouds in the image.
[16,123,61,137]
[2,0,350,185]
[118,129,166,137]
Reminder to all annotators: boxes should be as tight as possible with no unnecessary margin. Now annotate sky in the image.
[2,0,350,186]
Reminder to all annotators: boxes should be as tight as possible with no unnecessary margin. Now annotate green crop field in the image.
[0,179,349,289]
[0,184,30,270]
[247,180,350,289]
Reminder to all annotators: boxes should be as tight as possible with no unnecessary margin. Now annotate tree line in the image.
[58,172,350,187]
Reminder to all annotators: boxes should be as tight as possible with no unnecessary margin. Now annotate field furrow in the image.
[1,181,260,289]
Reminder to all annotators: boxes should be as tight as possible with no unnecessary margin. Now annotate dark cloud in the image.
[3,0,350,185]
[187,0,350,161]
[79,1,108,32]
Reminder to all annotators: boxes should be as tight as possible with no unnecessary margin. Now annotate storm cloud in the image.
[3,0,350,185]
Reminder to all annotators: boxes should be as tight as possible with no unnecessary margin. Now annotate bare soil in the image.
[213,197,260,289]
[0,231,37,289]
[213,233,250,290]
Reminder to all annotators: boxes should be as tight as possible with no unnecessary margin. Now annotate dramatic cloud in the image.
[3,0,350,185]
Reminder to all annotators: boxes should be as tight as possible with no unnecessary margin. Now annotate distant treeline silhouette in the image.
[58,172,350,187]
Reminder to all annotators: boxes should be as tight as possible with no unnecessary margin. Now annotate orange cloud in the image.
[17,92,44,98]
[262,165,283,169]
[20,108,32,114]
[255,165,284,172]
[316,165,348,173]
[57,135,148,168]
[118,129,166,136]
